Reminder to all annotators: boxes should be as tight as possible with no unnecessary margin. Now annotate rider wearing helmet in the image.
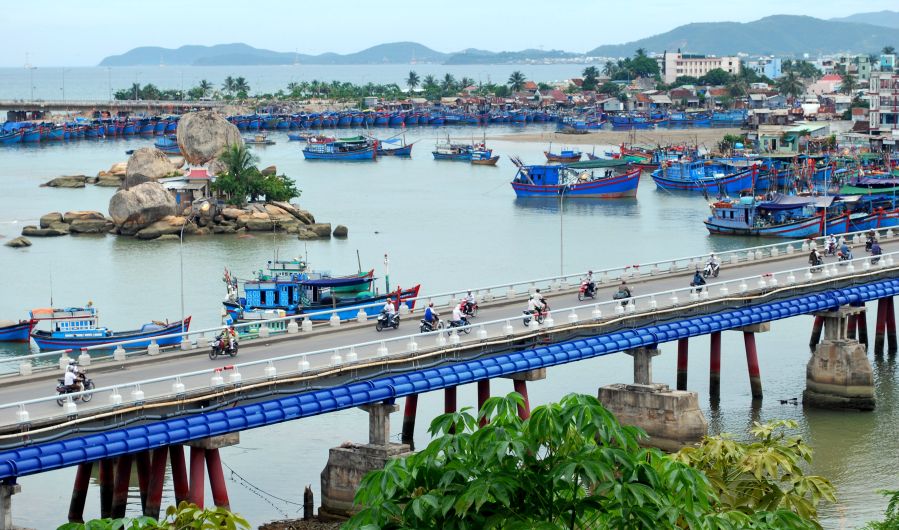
[463,290,476,315]
[585,270,595,295]
[424,302,439,324]
[64,360,84,392]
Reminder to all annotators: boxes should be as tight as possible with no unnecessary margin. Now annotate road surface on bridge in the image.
[0,239,892,426]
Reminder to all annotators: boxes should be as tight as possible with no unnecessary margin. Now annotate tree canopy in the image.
[212,144,300,206]
[346,393,828,530]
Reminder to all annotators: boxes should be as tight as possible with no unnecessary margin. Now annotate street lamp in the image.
[180,201,211,334]
[559,183,571,277]
[61,68,70,103]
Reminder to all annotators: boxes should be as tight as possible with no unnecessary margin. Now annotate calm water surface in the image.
[0,126,893,528]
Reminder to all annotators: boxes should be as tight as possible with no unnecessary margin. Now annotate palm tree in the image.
[422,75,438,93]
[883,46,895,55]
[776,71,804,105]
[198,79,212,98]
[507,71,526,92]
[213,143,261,205]
[406,70,420,91]
[222,76,236,97]
[234,77,250,97]
[635,48,647,58]
[839,74,858,95]
[582,66,600,91]
[602,60,616,77]
[441,73,457,93]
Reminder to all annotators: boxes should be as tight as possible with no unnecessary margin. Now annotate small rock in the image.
[308,223,332,238]
[221,208,243,221]
[297,229,319,240]
[41,175,87,188]
[108,162,127,176]
[135,215,193,240]
[40,212,63,229]
[5,236,31,248]
[261,165,277,176]
[69,219,112,234]
[124,147,180,189]
[213,225,236,234]
[95,174,124,187]
[333,225,348,238]
[63,211,105,223]
[156,234,180,241]
[195,227,210,236]
[22,225,68,237]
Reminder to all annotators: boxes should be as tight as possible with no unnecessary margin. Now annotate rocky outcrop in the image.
[41,175,88,188]
[261,165,277,176]
[108,181,177,235]
[124,148,180,189]
[40,212,63,229]
[333,225,348,238]
[176,111,243,165]
[308,223,332,238]
[5,236,31,248]
[22,225,68,237]
[63,211,105,223]
[135,215,194,240]
[95,172,124,187]
[270,201,314,225]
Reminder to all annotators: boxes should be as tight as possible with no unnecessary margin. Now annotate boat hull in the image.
[302,146,377,160]
[511,169,640,198]
[0,320,35,342]
[225,286,421,322]
[651,169,755,194]
[704,216,822,238]
[30,317,191,350]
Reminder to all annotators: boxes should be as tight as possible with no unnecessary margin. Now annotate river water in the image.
[0,126,893,528]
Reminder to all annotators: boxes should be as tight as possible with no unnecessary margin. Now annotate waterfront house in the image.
[161,167,214,208]
[753,123,829,154]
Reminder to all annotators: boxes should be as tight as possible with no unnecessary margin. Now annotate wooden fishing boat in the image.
[303,136,377,160]
[470,150,500,166]
[0,320,35,342]
[544,148,582,163]
[510,158,639,198]
[29,306,191,351]
[651,160,757,194]
[244,133,275,146]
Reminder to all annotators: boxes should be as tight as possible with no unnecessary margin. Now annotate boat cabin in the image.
[30,307,99,332]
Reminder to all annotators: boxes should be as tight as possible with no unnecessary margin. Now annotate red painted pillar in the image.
[847,314,857,340]
[809,315,824,349]
[513,379,531,420]
[477,379,490,427]
[887,297,897,354]
[170,445,189,506]
[709,332,721,399]
[743,332,763,400]
[189,447,206,508]
[875,299,888,355]
[144,447,168,519]
[401,394,418,449]
[67,462,93,523]
[135,451,150,512]
[444,386,457,414]
[676,338,689,391]
[205,448,230,511]
[111,454,133,519]
[99,458,114,519]
[858,311,869,348]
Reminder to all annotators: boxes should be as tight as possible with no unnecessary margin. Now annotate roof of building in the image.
[186,168,211,179]
[523,81,538,91]
[649,94,673,104]
[819,74,842,82]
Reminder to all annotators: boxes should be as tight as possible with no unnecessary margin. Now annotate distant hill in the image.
[831,10,899,29]
[100,42,448,66]
[444,48,579,65]
[588,15,897,57]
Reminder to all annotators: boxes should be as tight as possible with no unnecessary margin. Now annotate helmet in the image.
[467,290,472,294]
[588,270,593,274]
[428,302,434,307]
[535,288,541,293]
[710,253,716,257]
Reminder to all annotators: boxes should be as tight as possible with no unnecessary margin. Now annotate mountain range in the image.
[99,11,899,67]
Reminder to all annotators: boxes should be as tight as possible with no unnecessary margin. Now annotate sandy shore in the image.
[489,128,744,148]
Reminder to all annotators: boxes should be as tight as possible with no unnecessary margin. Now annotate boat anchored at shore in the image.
[28,306,191,351]
[510,158,640,198]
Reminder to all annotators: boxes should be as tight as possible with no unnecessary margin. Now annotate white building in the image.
[662,52,741,84]
[869,72,899,137]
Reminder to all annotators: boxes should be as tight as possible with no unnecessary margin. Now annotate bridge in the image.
[0,229,896,526]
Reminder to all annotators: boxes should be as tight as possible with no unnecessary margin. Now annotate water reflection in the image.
[513,197,639,216]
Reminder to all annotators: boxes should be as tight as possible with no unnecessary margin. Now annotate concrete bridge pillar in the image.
[741,323,769,401]
[400,394,418,449]
[676,338,689,391]
[875,297,897,355]
[0,482,20,530]
[503,368,546,419]
[599,346,707,451]
[804,307,875,411]
[709,332,722,400]
[320,402,412,520]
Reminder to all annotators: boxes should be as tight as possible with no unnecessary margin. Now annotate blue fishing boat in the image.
[0,131,23,145]
[154,120,167,134]
[22,129,41,143]
[29,306,191,351]
[337,115,352,127]
[651,160,757,194]
[432,139,490,161]
[0,320,35,342]
[223,266,421,322]
[510,158,640,198]
[154,135,181,154]
[544,148,582,163]
[704,195,833,238]
[302,136,377,160]
[376,136,413,157]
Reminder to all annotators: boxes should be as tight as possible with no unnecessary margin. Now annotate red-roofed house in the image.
[523,81,538,92]
[808,74,841,95]
[161,167,214,207]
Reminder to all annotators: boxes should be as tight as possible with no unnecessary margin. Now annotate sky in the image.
[4,0,898,67]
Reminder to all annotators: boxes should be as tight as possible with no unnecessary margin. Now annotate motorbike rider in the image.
[534,289,548,312]
[452,303,465,326]
[424,302,440,326]
[463,290,477,314]
[383,298,397,318]
[826,234,837,255]
[840,241,853,261]
[691,269,707,292]
[617,281,632,299]
[64,360,84,393]
[809,247,823,267]
[866,231,877,252]
[871,240,883,263]
[584,270,596,295]
[706,253,720,274]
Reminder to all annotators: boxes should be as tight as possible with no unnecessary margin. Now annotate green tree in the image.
[222,76,236,97]
[198,79,212,98]
[675,420,835,524]
[213,144,299,205]
[406,70,420,91]
[57,501,250,530]
[441,73,457,94]
[598,81,622,97]
[699,68,733,86]
[507,70,526,91]
[602,60,617,77]
[863,489,899,529]
[884,46,896,55]
[233,76,250,98]
[777,71,805,104]
[346,393,821,530]
[840,74,859,95]
[582,66,600,91]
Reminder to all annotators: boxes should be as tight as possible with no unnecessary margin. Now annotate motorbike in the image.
[447,317,472,335]
[824,242,837,257]
[578,280,596,301]
[56,372,95,406]
[420,318,445,333]
[522,300,550,326]
[210,332,239,360]
[838,250,852,263]
[702,262,720,278]
[461,300,479,318]
[866,237,876,252]
[809,253,824,272]
[376,310,400,332]
[690,276,707,293]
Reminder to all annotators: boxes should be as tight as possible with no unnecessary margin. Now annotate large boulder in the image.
[22,225,68,237]
[135,215,193,240]
[176,111,243,166]
[261,165,277,176]
[221,207,243,221]
[40,212,63,229]
[41,175,87,188]
[124,148,179,189]
[108,181,178,235]
[263,204,301,231]
[5,236,31,248]
[69,218,113,234]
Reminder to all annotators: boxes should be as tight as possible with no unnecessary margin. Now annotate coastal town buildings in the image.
[869,71,899,140]
[661,51,741,84]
